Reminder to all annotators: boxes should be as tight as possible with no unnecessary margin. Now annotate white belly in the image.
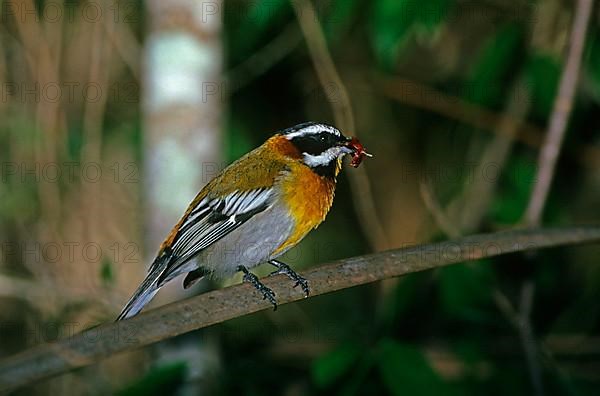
[194,202,295,278]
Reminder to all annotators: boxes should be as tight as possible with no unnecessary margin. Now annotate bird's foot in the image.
[269,260,310,298]
[237,266,277,310]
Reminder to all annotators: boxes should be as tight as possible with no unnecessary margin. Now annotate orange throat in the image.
[274,162,337,255]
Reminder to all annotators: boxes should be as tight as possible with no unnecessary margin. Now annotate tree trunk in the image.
[142,0,224,391]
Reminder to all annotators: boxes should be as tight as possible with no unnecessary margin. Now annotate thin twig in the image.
[0,226,598,391]
[103,19,141,80]
[291,0,354,132]
[518,282,544,396]
[226,22,302,92]
[379,77,544,149]
[7,0,63,283]
[418,180,462,239]
[291,0,389,250]
[0,273,116,311]
[453,78,530,232]
[80,9,111,248]
[378,77,600,169]
[524,0,594,226]
[494,283,546,396]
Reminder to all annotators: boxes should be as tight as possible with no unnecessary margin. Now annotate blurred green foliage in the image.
[377,339,463,396]
[117,363,188,396]
[464,23,524,107]
[214,1,600,395]
[371,0,452,69]
[1,0,599,395]
[526,54,562,120]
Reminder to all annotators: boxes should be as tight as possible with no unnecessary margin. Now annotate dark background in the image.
[0,0,599,395]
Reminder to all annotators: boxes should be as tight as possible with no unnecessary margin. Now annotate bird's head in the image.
[282,122,371,177]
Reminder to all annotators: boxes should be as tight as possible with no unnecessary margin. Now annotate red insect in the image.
[347,137,372,167]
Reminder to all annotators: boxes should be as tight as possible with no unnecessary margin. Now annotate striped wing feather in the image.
[156,188,273,285]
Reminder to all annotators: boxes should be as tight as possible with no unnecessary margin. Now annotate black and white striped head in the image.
[283,122,353,177]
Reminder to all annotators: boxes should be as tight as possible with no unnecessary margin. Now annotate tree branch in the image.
[291,0,390,250]
[0,226,599,391]
[524,0,594,226]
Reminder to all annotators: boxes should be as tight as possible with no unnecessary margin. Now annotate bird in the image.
[117,122,371,320]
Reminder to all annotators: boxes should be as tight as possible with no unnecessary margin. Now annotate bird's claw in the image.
[269,262,310,298]
[239,266,277,310]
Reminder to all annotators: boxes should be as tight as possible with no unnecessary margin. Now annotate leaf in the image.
[464,23,524,107]
[525,53,561,120]
[226,0,291,60]
[117,362,187,396]
[490,154,537,224]
[0,186,37,222]
[377,339,463,396]
[312,343,363,388]
[100,258,114,286]
[226,121,256,164]
[371,0,452,69]
[379,272,430,330]
[323,0,361,44]
[583,30,600,102]
[438,261,494,319]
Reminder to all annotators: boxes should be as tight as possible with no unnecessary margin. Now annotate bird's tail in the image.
[116,254,169,321]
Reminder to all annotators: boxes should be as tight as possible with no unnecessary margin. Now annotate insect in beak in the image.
[345,137,372,167]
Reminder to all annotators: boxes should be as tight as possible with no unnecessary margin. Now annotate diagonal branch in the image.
[524,0,594,226]
[291,0,390,250]
[0,226,599,391]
